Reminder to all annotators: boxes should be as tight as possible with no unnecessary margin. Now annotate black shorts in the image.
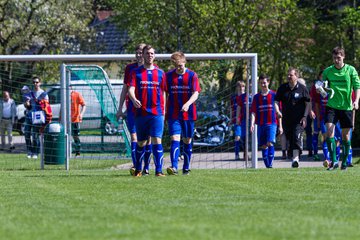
[72,122,80,136]
[325,107,353,129]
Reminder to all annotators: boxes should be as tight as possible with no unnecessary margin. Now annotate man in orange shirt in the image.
[71,90,86,157]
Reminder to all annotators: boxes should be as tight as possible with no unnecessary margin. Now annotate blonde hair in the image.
[135,43,146,51]
[171,51,186,64]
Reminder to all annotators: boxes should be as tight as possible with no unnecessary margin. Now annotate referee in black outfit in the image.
[275,67,311,168]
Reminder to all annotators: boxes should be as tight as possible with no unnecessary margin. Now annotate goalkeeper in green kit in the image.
[322,46,360,170]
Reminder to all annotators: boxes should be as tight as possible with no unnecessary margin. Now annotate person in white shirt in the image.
[0,91,17,150]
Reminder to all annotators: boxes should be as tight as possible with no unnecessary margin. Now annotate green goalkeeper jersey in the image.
[322,64,360,110]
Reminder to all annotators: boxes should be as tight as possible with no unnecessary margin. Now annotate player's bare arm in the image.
[128,86,142,108]
[353,88,360,110]
[117,84,129,119]
[181,91,199,112]
[274,101,282,119]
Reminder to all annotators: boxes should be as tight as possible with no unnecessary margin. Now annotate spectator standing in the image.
[0,91,16,151]
[165,51,201,175]
[71,89,86,157]
[23,77,50,159]
[275,68,311,168]
[128,45,167,177]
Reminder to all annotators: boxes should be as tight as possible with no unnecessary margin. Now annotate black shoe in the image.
[341,162,347,170]
[327,162,339,171]
[308,151,313,157]
[182,169,191,175]
[9,146,15,150]
[142,169,149,175]
[287,150,293,159]
[291,161,299,168]
[348,163,354,167]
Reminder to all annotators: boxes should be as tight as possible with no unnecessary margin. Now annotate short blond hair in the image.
[135,43,146,51]
[171,51,186,64]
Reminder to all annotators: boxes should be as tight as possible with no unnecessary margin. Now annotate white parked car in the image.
[15,79,123,135]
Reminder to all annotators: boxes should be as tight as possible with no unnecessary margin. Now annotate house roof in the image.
[89,11,129,54]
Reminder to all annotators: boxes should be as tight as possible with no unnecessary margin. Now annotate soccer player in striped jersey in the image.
[322,46,360,170]
[166,51,201,175]
[250,74,282,168]
[236,87,252,160]
[128,45,167,177]
[117,43,146,175]
[311,71,330,164]
[230,81,245,160]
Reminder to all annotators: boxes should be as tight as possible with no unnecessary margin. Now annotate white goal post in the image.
[0,53,258,170]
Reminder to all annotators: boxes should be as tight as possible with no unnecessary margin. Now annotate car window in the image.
[48,88,61,104]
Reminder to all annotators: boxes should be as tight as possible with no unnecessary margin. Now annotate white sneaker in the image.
[27,154,32,159]
[32,155,38,159]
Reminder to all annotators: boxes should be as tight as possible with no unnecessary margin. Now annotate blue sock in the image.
[170,140,180,170]
[268,145,275,168]
[262,148,269,168]
[306,134,312,152]
[312,133,319,155]
[322,141,329,160]
[336,145,340,162]
[131,142,137,166]
[235,140,240,157]
[143,144,152,171]
[347,147,353,165]
[183,143,192,171]
[135,145,144,171]
[152,144,164,174]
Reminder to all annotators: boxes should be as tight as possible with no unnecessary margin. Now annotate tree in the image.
[0,0,95,92]
[109,0,315,90]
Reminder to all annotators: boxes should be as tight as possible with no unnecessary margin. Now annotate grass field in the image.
[1,163,360,240]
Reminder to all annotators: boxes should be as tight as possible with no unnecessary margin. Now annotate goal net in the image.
[0,53,259,171]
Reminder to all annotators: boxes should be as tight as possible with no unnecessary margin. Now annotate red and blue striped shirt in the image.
[124,62,141,112]
[129,66,167,116]
[251,90,277,126]
[230,94,238,124]
[236,93,252,122]
[166,68,201,120]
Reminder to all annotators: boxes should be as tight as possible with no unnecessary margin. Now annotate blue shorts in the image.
[240,120,251,140]
[313,119,326,134]
[257,124,277,146]
[126,110,136,134]
[135,115,164,141]
[168,119,195,138]
[233,124,241,137]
